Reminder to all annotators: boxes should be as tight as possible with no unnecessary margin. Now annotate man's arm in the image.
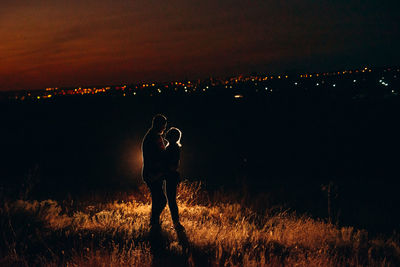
[155,135,166,151]
[153,135,166,170]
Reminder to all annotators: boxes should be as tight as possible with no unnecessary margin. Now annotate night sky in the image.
[0,0,399,91]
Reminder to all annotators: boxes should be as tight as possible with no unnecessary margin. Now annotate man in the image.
[142,114,168,231]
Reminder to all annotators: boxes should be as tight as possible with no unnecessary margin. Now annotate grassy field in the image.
[1,181,399,267]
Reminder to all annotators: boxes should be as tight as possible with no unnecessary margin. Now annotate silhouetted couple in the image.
[142,114,184,234]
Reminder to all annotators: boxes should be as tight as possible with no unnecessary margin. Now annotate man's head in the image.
[151,114,167,134]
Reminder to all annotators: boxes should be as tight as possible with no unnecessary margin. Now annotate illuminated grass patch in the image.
[1,181,399,266]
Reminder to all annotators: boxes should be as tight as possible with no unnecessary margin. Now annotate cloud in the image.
[0,0,399,91]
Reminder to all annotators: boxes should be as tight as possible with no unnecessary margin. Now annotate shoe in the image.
[174,222,189,250]
[173,222,185,233]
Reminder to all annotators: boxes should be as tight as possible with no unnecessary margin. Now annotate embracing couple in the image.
[141,114,184,234]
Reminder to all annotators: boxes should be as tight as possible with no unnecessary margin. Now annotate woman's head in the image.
[165,127,182,146]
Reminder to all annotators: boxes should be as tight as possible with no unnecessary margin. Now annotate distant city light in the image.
[8,67,399,101]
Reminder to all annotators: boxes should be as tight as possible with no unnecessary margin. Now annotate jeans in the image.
[146,171,180,226]
[165,171,180,224]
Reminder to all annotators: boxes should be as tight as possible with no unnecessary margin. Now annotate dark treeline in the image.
[1,84,400,234]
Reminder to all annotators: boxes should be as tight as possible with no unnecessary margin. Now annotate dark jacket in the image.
[142,128,166,182]
[165,143,181,171]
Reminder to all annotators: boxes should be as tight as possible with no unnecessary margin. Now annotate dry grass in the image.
[1,181,399,266]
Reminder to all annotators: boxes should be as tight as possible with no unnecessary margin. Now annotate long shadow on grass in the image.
[148,228,210,267]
